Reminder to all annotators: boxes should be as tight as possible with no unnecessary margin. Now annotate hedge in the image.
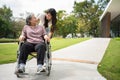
[0,38,18,43]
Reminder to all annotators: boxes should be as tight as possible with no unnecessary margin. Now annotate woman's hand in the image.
[19,35,25,41]
[44,35,50,42]
[48,32,53,38]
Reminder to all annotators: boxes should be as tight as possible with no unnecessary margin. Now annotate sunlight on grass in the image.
[98,38,120,80]
[0,38,90,64]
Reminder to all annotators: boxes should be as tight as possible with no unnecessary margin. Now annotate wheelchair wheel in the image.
[45,56,51,76]
[45,43,52,76]
[46,66,51,76]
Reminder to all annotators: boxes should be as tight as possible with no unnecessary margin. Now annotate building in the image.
[100,0,120,37]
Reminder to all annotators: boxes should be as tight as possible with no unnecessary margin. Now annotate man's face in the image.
[30,15,37,25]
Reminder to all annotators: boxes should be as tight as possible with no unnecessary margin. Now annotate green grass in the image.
[0,43,18,64]
[50,37,90,51]
[0,38,18,43]
[0,38,90,64]
[98,38,120,80]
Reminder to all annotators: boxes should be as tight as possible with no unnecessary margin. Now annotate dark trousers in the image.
[18,42,46,65]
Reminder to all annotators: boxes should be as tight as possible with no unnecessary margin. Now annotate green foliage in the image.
[56,10,68,37]
[0,38,90,64]
[56,10,78,38]
[12,18,25,38]
[98,38,120,80]
[0,1,110,38]
[0,38,18,43]
[97,0,110,10]
[55,0,110,37]
[73,0,109,37]
[0,5,13,38]
[0,5,25,38]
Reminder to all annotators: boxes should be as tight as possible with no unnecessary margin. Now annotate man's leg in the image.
[35,42,46,65]
[19,42,34,64]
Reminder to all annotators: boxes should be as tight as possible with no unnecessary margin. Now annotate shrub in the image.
[0,38,18,43]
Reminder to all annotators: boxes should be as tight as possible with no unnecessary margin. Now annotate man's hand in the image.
[19,35,25,41]
[48,32,53,38]
[44,35,50,42]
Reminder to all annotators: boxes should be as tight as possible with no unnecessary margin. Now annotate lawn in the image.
[98,38,120,80]
[0,38,90,64]
[0,43,18,64]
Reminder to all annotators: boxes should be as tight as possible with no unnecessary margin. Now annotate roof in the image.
[100,0,120,21]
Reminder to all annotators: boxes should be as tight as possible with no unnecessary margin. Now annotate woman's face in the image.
[30,15,37,26]
[46,13,52,21]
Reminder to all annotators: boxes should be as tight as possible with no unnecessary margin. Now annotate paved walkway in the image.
[0,38,110,80]
[52,38,110,63]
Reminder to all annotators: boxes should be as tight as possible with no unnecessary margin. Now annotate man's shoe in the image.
[18,63,25,73]
[37,64,44,73]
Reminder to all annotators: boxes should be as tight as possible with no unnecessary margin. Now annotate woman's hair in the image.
[44,8,57,32]
[26,14,34,26]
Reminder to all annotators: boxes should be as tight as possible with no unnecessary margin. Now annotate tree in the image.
[63,15,78,38]
[0,5,25,38]
[77,18,86,37]
[55,10,67,37]
[12,18,25,38]
[73,0,110,37]
[97,0,110,11]
[56,10,78,38]
[0,5,13,38]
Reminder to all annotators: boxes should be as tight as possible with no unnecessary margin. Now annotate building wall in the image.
[111,14,120,37]
[101,12,111,37]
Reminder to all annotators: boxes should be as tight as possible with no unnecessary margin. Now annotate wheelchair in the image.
[15,41,52,77]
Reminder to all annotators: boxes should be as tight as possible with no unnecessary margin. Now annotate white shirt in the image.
[37,13,52,33]
[38,13,52,27]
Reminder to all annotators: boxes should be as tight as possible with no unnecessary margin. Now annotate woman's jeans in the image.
[18,42,46,65]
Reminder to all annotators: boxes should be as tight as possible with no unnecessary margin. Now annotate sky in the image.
[0,0,85,18]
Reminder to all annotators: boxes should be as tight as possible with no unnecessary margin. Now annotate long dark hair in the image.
[44,8,57,32]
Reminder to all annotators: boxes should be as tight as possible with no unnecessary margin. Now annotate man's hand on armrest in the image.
[44,35,50,42]
[19,35,25,41]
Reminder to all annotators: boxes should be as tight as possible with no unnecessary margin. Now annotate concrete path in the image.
[0,38,110,80]
[52,38,110,63]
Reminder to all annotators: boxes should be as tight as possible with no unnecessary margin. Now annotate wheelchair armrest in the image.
[18,41,25,49]
[45,40,50,45]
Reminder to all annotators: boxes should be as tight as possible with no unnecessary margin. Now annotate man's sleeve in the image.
[21,25,26,38]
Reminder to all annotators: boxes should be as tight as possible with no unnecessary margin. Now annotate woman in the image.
[37,8,57,38]
[18,14,50,73]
